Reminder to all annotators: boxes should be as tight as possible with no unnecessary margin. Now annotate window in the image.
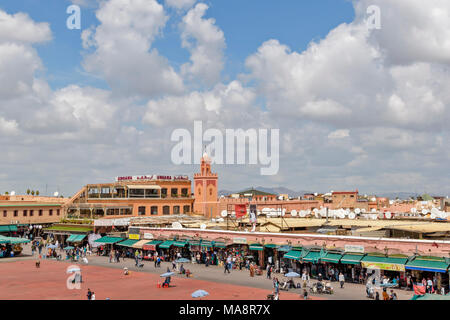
[209,188,212,196]
[30,210,34,217]
[173,206,180,214]
[161,188,167,198]
[120,208,132,215]
[183,205,190,214]
[138,206,146,216]
[3,210,6,218]
[171,188,178,197]
[14,210,18,217]
[198,188,201,196]
[23,210,27,217]
[181,188,188,197]
[49,209,53,216]
[163,206,170,215]
[39,210,43,216]
[57,209,60,216]
[151,206,158,215]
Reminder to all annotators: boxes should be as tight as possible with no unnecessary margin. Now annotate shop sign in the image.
[345,245,364,253]
[361,262,405,272]
[115,175,189,182]
[129,234,140,240]
[233,237,247,244]
[143,233,153,240]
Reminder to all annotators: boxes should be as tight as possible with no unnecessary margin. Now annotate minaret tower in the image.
[193,151,218,218]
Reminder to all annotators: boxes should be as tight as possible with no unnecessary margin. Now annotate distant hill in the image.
[219,188,422,200]
[219,186,312,198]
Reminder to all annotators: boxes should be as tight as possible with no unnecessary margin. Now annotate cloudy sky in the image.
[0,0,449,197]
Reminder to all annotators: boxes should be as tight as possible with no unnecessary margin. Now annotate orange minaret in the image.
[193,152,219,218]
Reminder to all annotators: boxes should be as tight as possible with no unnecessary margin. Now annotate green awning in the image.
[321,252,343,263]
[145,240,162,245]
[292,246,303,251]
[0,225,18,232]
[117,239,139,247]
[44,225,93,233]
[0,236,30,244]
[213,241,226,248]
[67,234,86,242]
[173,241,188,247]
[94,236,124,244]
[302,251,321,263]
[340,253,365,265]
[278,245,292,252]
[201,241,213,248]
[159,240,175,249]
[264,244,279,249]
[188,240,201,246]
[406,257,450,273]
[249,244,264,251]
[361,255,408,265]
[283,250,302,260]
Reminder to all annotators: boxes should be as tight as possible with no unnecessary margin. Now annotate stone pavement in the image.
[1,244,415,300]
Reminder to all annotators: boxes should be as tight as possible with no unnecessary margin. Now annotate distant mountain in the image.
[218,186,312,198]
[375,192,420,200]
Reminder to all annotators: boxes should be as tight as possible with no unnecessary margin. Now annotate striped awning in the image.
[249,244,264,251]
[132,240,151,249]
[173,241,188,247]
[0,225,18,232]
[94,236,124,244]
[159,240,175,249]
[117,239,139,247]
[213,241,226,248]
[283,250,302,260]
[66,234,86,242]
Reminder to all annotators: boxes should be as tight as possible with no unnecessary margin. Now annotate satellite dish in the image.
[200,224,207,230]
[385,212,392,219]
[378,212,384,219]
[389,200,394,205]
[371,208,376,213]
[361,208,366,213]
[348,212,356,220]
[172,222,183,229]
[355,208,361,214]
[421,209,428,215]
[220,210,228,217]
[291,210,297,217]
[299,210,306,218]
[54,192,59,197]
[10,191,15,196]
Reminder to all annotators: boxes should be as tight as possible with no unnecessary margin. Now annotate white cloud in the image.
[328,129,350,139]
[82,0,184,98]
[180,3,226,86]
[165,0,197,10]
[0,10,51,44]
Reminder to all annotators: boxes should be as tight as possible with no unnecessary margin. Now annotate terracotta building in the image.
[64,175,194,218]
[193,152,219,218]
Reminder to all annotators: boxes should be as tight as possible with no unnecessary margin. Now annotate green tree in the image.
[5,191,8,195]
[31,190,35,196]
[26,189,31,195]
[36,190,40,196]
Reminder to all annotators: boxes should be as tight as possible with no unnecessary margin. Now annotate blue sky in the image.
[1,0,354,90]
[0,0,448,196]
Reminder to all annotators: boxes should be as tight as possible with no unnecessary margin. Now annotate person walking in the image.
[87,288,92,300]
[339,272,345,289]
[301,270,309,288]
[266,264,272,279]
[224,260,231,274]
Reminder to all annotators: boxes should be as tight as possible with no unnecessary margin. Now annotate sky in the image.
[0,0,449,197]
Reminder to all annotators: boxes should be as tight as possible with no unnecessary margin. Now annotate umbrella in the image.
[160,272,175,277]
[46,244,57,249]
[285,272,300,278]
[66,266,81,274]
[64,246,74,250]
[192,290,209,299]
[175,258,190,263]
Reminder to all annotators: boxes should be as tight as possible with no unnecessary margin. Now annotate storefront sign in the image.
[129,234,140,240]
[143,233,154,240]
[344,245,364,253]
[361,262,405,272]
[233,237,247,244]
[115,175,189,182]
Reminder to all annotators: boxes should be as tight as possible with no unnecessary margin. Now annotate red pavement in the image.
[0,260,317,300]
